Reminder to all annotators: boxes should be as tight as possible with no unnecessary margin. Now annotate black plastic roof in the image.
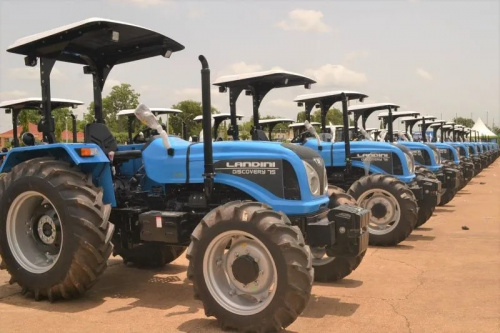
[7,18,184,66]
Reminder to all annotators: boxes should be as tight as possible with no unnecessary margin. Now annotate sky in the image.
[0,0,499,134]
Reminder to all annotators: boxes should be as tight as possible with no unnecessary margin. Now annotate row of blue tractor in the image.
[0,18,373,332]
[0,18,497,332]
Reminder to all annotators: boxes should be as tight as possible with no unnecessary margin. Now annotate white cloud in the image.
[8,67,66,81]
[0,90,29,100]
[173,88,201,100]
[416,68,433,80]
[268,98,294,109]
[103,79,122,94]
[110,0,170,7]
[188,8,204,19]
[276,9,331,33]
[344,50,370,62]
[222,62,263,75]
[305,64,368,87]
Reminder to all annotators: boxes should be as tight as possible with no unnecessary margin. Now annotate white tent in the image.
[471,118,497,137]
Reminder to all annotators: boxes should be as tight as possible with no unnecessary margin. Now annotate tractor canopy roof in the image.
[193,113,243,122]
[348,103,400,115]
[117,108,181,117]
[289,122,320,128]
[426,120,447,128]
[377,111,420,120]
[259,118,295,125]
[294,91,367,104]
[7,18,184,66]
[0,97,83,111]
[400,115,436,123]
[213,70,315,90]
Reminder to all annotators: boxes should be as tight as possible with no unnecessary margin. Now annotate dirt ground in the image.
[0,160,499,333]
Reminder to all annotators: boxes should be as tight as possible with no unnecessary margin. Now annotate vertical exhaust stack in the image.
[199,55,215,202]
[341,93,352,174]
[70,114,77,143]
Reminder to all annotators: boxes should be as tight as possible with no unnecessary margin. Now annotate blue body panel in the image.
[449,142,470,158]
[432,142,460,165]
[300,139,415,183]
[463,142,478,156]
[396,141,442,173]
[0,143,116,206]
[137,137,330,215]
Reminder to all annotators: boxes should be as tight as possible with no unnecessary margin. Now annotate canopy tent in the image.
[471,118,497,138]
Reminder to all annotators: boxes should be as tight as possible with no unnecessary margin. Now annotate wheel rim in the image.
[311,247,335,266]
[6,191,63,274]
[357,188,401,235]
[203,230,277,316]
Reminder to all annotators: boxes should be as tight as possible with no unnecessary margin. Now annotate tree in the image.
[170,100,218,138]
[297,108,349,125]
[18,109,42,132]
[453,117,474,128]
[85,83,140,133]
[52,108,73,142]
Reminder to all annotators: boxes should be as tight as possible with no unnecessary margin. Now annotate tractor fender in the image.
[0,143,116,206]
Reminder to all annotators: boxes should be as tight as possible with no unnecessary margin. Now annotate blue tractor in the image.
[399,116,461,205]
[214,82,422,247]
[0,18,370,331]
[343,102,441,227]
[349,107,444,226]
[422,120,469,191]
[210,71,371,282]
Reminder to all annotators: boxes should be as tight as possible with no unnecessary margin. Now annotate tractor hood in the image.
[140,136,329,215]
[301,139,415,182]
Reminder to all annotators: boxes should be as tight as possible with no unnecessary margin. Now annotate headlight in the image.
[404,152,415,174]
[303,161,321,196]
[432,149,440,164]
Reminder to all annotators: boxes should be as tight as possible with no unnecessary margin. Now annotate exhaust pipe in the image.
[341,93,352,174]
[70,114,77,143]
[199,55,215,203]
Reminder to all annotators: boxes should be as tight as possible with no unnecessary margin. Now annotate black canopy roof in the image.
[0,97,83,111]
[213,70,315,90]
[7,18,184,66]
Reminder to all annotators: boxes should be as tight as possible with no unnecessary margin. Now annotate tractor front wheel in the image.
[348,174,418,246]
[312,185,366,282]
[187,201,312,332]
[414,166,438,227]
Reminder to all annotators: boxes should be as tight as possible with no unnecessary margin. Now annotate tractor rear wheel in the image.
[187,201,312,332]
[0,157,113,301]
[312,185,366,282]
[119,243,185,268]
[348,174,418,246]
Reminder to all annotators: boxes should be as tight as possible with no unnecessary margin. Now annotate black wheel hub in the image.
[232,254,260,285]
[372,203,388,219]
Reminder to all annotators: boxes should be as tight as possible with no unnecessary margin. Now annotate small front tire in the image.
[187,201,313,332]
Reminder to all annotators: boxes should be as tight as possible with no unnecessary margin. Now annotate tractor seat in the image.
[85,123,142,163]
[320,133,332,142]
[251,129,269,141]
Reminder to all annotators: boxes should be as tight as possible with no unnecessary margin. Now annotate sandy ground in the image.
[0,160,499,333]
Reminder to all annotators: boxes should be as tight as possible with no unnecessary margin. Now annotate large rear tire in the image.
[118,243,185,268]
[312,185,366,282]
[0,157,114,301]
[348,174,417,246]
[187,201,312,332]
